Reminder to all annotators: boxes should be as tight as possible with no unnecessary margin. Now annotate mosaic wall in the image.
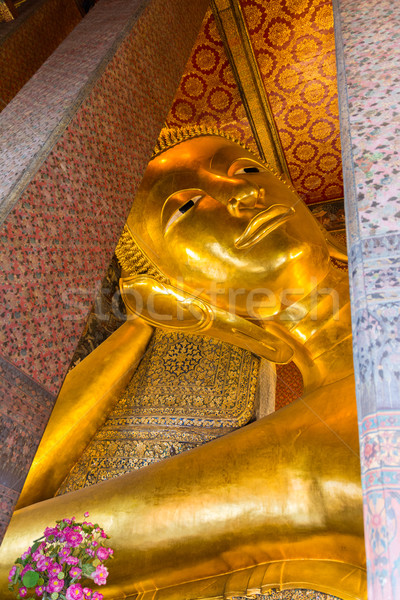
[241,0,343,204]
[68,255,126,370]
[57,329,260,493]
[333,0,400,598]
[166,7,258,153]
[0,0,82,111]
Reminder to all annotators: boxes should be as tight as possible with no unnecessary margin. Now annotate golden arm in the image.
[16,318,153,509]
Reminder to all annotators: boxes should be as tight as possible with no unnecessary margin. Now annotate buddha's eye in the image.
[234,166,261,174]
[165,195,203,232]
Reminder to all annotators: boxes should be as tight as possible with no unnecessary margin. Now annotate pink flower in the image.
[20,564,33,577]
[18,587,28,598]
[21,547,31,560]
[32,550,43,561]
[66,555,79,565]
[83,588,92,599]
[85,548,95,557]
[66,583,84,600]
[92,593,103,600]
[92,565,108,586]
[96,547,109,561]
[47,577,64,593]
[48,563,62,576]
[44,527,59,539]
[84,512,90,518]
[59,546,71,562]
[69,566,82,579]
[8,565,17,583]
[35,585,45,596]
[65,530,83,547]
[37,556,53,572]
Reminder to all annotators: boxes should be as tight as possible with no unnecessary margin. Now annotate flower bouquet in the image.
[8,513,113,600]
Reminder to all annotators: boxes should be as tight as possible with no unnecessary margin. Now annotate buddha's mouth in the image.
[235,204,295,250]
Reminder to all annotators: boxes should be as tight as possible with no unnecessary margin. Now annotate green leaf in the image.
[38,577,44,585]
[15,558,23,565]
[31,542,41,553]
[8,584,13,591]
[51,593,59,600]
[82,564,95,576]
[22,570,39,588]
[57,571,65,579]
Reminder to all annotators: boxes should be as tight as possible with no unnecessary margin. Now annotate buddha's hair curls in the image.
[116,126,287,282]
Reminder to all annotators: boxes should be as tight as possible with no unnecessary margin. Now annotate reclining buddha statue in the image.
[0,127,366,600]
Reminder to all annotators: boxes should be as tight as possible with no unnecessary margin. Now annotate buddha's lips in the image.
[235,204,295,250]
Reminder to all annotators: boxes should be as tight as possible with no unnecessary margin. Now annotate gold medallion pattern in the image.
[166,8,258,153]
[240,0,343,203]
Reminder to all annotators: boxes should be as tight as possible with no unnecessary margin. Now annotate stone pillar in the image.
[0,0,208,540]
[333,1,400,597]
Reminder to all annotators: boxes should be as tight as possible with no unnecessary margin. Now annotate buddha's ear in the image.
[120,276,294,364]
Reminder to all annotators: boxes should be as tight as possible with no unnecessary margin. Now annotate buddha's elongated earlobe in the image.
[323,228,348,263]
[120,276,294,364]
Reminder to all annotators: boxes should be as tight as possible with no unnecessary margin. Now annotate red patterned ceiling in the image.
[241,0,343,203]
[166,8,258,154]
[166,1,343,205]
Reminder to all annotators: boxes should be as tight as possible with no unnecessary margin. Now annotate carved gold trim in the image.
[211,0,290,180]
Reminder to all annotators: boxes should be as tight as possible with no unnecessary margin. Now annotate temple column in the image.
[0,0,208,540]
[333,1,400,597]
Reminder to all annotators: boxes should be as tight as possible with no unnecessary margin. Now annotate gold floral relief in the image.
[57,330,259,494]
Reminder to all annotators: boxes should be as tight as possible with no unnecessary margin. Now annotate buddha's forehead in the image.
[145,136,258,190]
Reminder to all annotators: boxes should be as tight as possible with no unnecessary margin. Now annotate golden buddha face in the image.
[128,135,330,318]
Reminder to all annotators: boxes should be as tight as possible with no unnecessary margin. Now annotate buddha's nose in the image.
[227,184,263,217]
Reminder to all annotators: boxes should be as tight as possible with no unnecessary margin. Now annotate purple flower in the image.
[65,530,83,547]
[20,564,33,578]
[96,547,109,561]
[58,546,72,563]
[32,550,43,561]
[37,556,53,572]
[85,548,95,557]
[69,566,82,579]
[48,563,62,576]
[44,527,58,539]
[92,565,108,586]
[66,583,84,600]
[92,593,103,600]
[66,555,79,565]
[82,588,92,599]
[21,547,31,560]
[18,587,27,598]
[84,512,90,518]
[47,577,64,593]
[8,565,17,583]
[35,584,45,596]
